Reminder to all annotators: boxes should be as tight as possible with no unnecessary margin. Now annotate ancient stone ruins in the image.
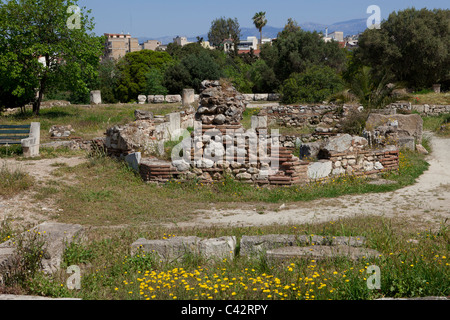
[53,79,442,188]
[130,233,381,263]
[96,79,433,187]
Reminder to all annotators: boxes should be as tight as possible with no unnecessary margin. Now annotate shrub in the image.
[4,229,47,287]
[340,110,369,136]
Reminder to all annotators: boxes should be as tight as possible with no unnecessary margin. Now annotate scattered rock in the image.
[134,110,154,121]
[49,125,75,138]
[416,144,429,155]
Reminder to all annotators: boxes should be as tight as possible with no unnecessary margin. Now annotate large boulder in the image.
[105,120,158,156]
[307,160,333,179]
[266,245,382,262]
[138,95,147,104]
[318,134,368,159]
[366,113,423,143]
[165,95,182,103]
[299,142,323,160]
[134,110,154,121]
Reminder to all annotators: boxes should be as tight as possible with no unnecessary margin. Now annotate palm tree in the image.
[349,66,398,110]
[252,12,267,48]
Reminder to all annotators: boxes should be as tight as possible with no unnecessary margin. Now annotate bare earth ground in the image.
[174,135,450,230]
[0,157,86,227]
[0,136,449,230]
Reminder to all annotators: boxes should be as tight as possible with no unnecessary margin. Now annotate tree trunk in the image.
[260,29,262,49]
[33,54,49,116]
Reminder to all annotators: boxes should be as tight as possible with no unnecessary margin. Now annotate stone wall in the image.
[140,124,309,186]
[141,92,282,104]
[259,104,360,131]
[387,103,450,116]
[139,130,399,185]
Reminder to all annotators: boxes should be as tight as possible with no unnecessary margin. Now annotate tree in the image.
[115,50,172,102]
[144,69,168,96]
[208,17,241,52]
[248,60,279,93]
[252,12,268,47]
[356,8,450,90]
[278,18,301,38]
[280,65,344,104]
[96,58,121,104]
[0,0,103,115]
[163,63,192,95]
[261,28,347,83]
[163,52,224,94]
[348,66,397,109]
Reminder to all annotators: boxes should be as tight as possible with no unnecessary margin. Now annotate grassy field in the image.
[423,113,450,137]
[404,91,450,105]
[0,103,183,142]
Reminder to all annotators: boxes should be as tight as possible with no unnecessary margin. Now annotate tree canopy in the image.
[260,28,347,83]
[356,7,450,90]
[0,0,103,114]
[207,17,241,51]
[115,50,173,102]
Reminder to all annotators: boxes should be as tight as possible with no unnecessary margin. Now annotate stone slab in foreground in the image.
[266,245,381,262]
[131,236,236,262]
[239,234,366,257]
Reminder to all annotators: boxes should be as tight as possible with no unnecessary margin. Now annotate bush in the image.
[339,110,369,136]
[280,65,344,104]
[4,229,47,287]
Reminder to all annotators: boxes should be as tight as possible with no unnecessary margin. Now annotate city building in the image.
[103,33,140,60]
[237,36,258,52]
[222,39,235,53]
[173,36,192,47]
[142,40,162,51]
[322,29,345,48]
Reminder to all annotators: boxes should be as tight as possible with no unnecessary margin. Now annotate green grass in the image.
[0,103,183,142]
[405,92,450,105]
[0,163,35,199]
[423,113,450,137]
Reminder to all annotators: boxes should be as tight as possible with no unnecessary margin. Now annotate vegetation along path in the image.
[176,134,450,229]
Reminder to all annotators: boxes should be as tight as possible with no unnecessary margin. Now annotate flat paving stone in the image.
[266,245,382,262]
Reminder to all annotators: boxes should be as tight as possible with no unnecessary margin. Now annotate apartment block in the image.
[104,33,141,60]
[143,40,162,51]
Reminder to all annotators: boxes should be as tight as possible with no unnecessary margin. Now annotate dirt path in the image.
[0,156,86,227]
[174,135,450,229]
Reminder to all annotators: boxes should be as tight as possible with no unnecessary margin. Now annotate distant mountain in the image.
[137,18,367,45]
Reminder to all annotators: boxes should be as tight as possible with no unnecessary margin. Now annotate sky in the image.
[78,0,450,38]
